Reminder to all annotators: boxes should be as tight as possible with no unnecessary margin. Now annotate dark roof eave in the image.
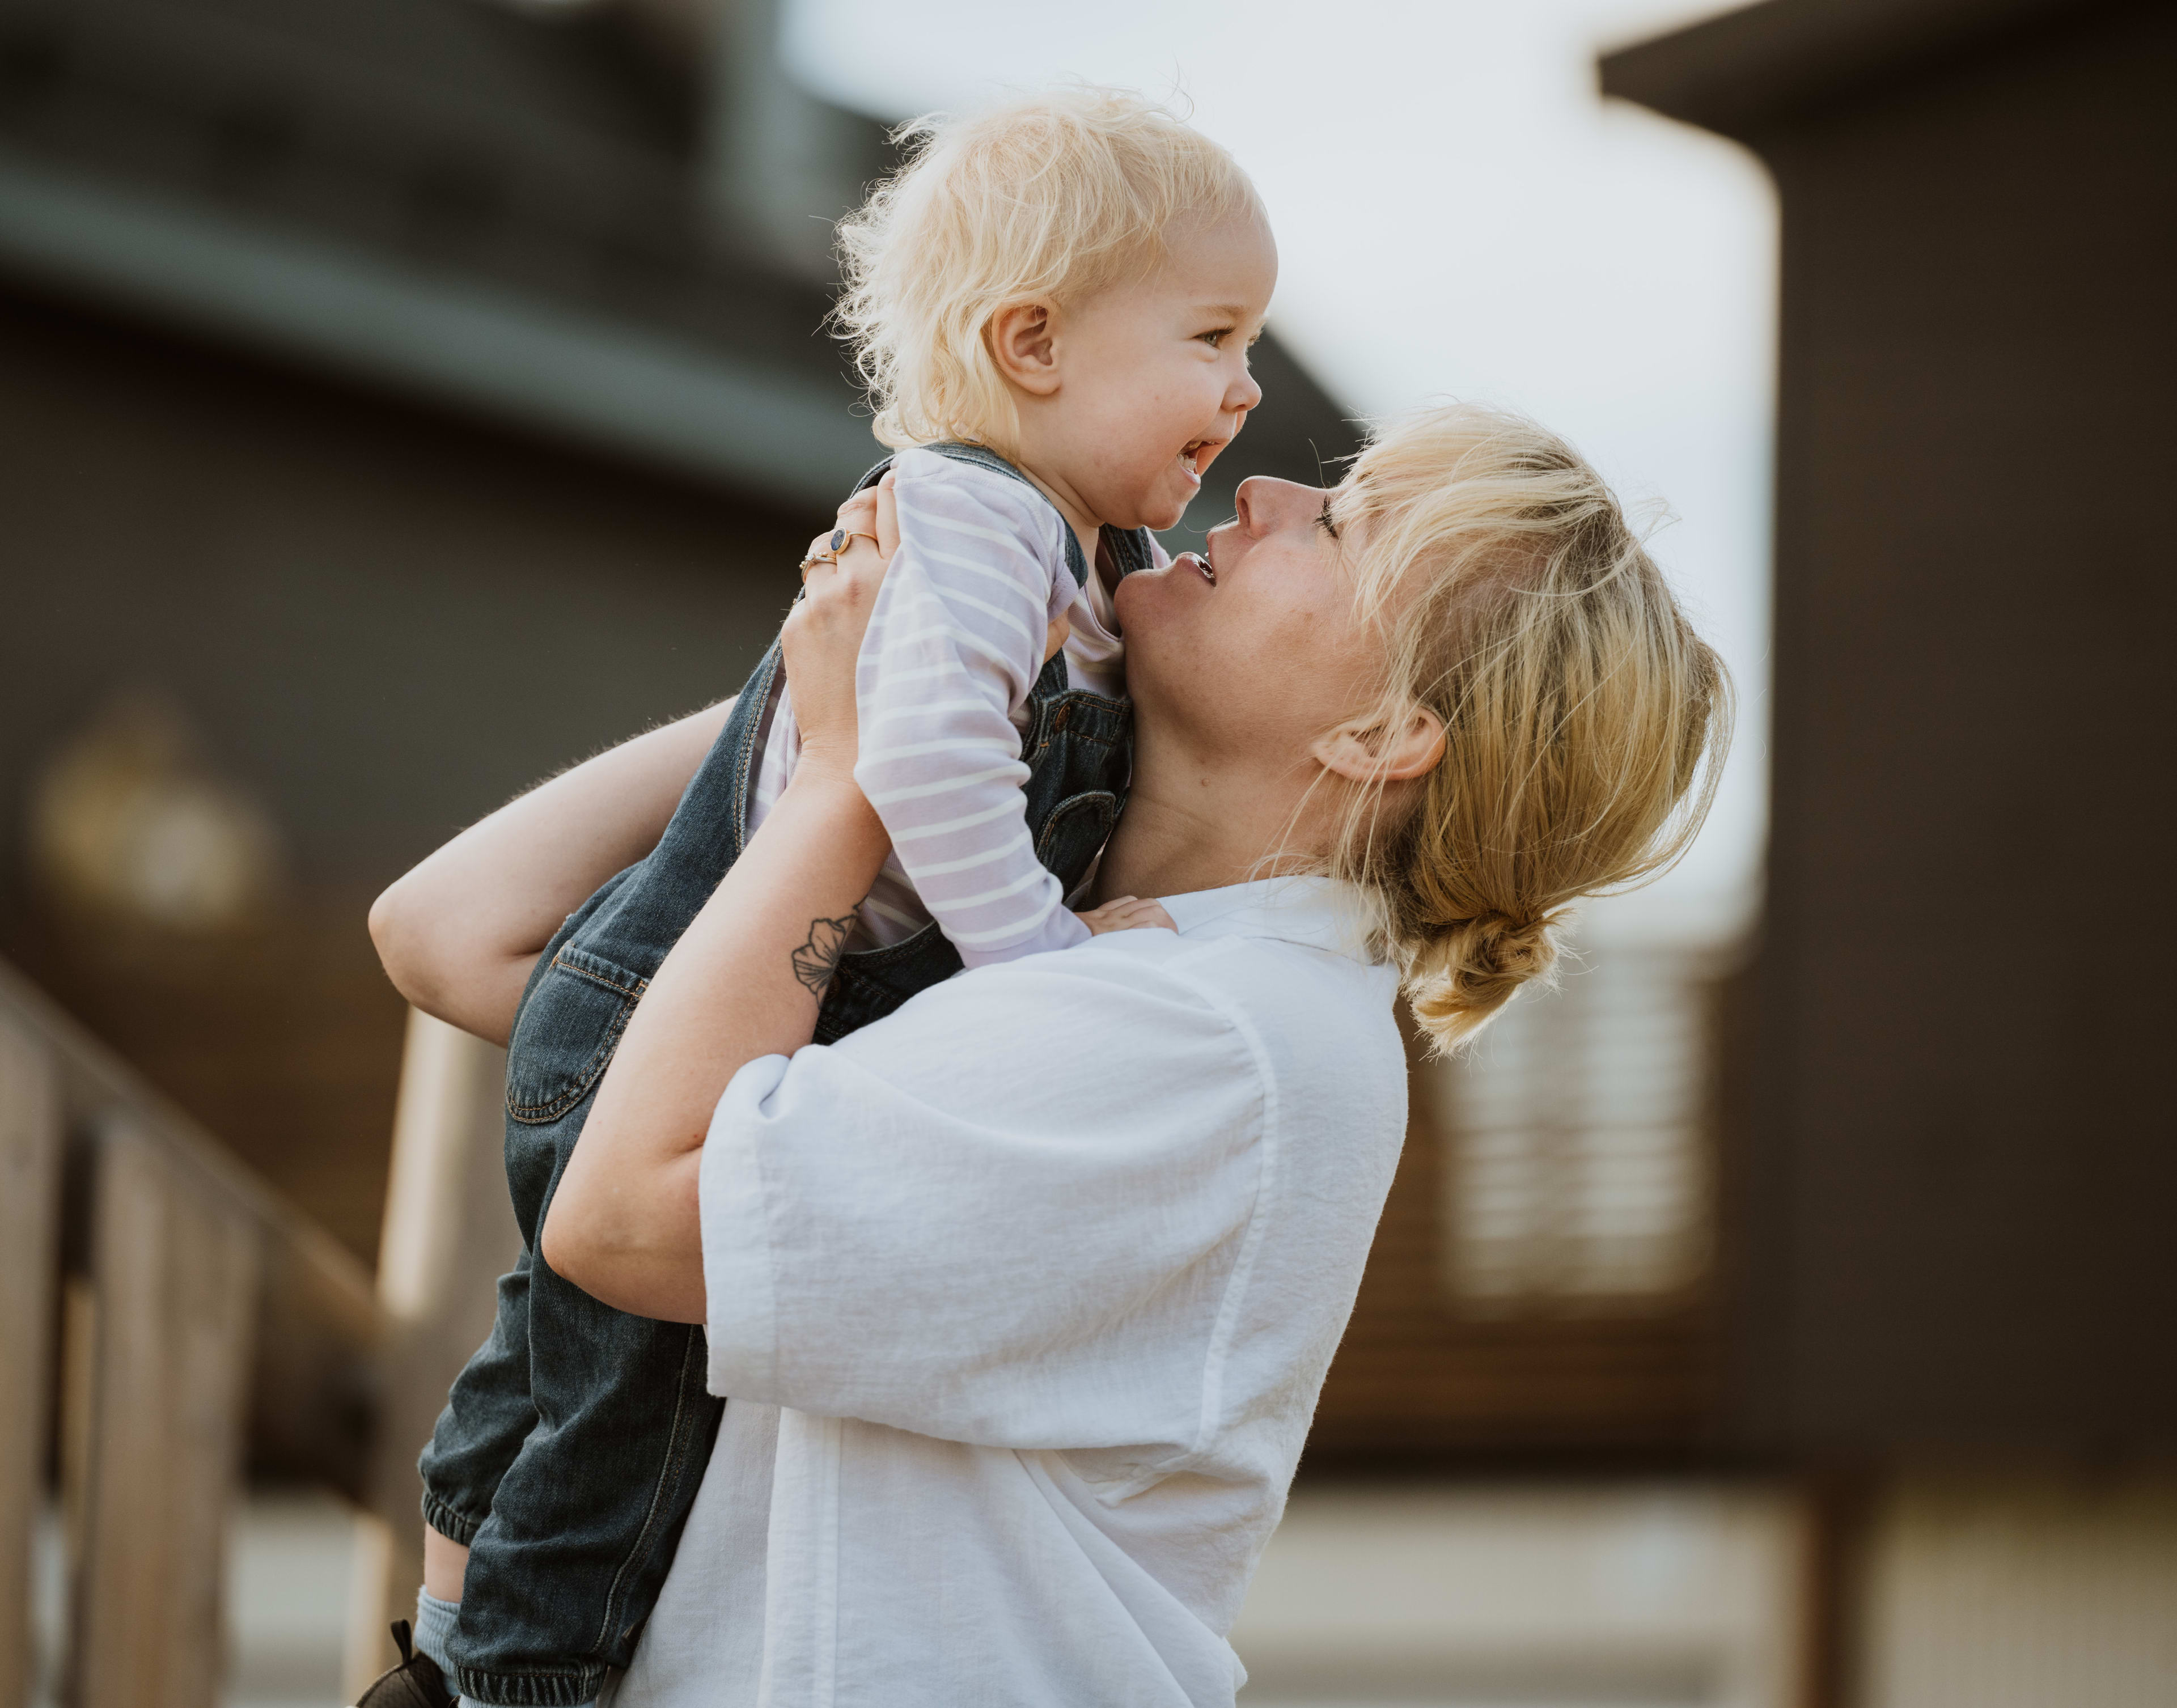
[1599,0,2141,138]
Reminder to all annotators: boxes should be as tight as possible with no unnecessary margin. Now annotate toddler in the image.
[366,87,1274,1708]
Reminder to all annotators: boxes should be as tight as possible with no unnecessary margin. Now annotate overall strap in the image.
[852,443,1158,592]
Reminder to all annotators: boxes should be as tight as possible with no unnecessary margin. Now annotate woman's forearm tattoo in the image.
[790,915,854,997]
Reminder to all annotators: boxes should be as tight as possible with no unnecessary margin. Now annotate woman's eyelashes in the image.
[1316,500,1340,539]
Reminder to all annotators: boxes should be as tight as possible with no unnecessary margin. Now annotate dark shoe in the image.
[354,1620,455,1708]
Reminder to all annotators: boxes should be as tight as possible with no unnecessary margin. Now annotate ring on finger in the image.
[800,527,879,574]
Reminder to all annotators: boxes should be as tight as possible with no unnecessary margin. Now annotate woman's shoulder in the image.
[857,925,1405,1126]
[1140,930,1408,1111]
[838,929,1257,1071]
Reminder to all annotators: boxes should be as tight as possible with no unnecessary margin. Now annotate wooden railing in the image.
[0,957,516,1705]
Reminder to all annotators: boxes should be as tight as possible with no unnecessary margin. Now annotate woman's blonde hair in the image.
[833,87,1261,452]
[1327,403,1734,1052]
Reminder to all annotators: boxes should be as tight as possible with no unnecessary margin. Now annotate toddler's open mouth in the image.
[1176,439,1218,490]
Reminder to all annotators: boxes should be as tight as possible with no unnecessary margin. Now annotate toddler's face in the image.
[1033,211,1277,533]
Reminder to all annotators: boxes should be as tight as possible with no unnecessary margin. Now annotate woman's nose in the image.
[1234,477,1325,536]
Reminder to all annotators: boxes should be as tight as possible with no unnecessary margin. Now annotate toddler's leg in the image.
[417,1247,541,1550]
[438,1254,722,1707]
[423,1527,469,1604]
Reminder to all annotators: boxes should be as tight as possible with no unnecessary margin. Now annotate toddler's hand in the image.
[1077,895,1177,935]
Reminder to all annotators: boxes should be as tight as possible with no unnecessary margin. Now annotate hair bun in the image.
[1464,909,1557,980]
[1403,908,1565,1052]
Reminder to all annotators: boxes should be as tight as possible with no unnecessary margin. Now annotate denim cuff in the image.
[459,1688,596,1706]
[420,1488,484,1549]
[448,1661,608,1708]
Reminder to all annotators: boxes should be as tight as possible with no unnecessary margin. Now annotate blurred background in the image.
[0,0,2170,1704]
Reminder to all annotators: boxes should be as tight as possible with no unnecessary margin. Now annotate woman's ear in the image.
[988,300,1063,397]
[1312,702,1447,785]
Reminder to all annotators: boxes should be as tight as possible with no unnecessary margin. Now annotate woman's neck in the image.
[1095,734,1329,905]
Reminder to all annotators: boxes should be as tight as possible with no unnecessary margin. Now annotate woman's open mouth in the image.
[1179,550,1215,586]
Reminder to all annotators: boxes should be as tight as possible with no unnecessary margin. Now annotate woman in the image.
[376,404,1730,1705]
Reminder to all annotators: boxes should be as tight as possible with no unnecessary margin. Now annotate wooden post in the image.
[68,1119,260,1708]
[1797,1469,1875,1708]
[0,1019,62,1708]
[344,1008,518,1692]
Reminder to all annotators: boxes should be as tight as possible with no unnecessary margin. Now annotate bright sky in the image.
[787,0,1776,943]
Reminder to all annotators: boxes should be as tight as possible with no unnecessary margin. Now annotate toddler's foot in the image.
[1078,896,1178,935]
[353,1621,455,1708]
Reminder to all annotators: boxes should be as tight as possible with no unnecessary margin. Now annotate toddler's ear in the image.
[989,300,1062,397]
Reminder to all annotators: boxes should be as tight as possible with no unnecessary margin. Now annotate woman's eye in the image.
[1316,502,1340,539]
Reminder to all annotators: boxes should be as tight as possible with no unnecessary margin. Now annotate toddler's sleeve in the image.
[852,457,1092,966]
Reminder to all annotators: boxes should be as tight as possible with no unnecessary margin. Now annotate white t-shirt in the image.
[604,878,1408,1708]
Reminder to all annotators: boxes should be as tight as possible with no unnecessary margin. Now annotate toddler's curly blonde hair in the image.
[833,87,1262,452]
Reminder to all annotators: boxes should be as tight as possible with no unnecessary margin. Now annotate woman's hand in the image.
[783,478,1068,783]
[783,477,900,783]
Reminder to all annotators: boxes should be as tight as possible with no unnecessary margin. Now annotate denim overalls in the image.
[418,444,1148,1705]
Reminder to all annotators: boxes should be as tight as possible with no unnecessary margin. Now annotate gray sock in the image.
[410,1587,460,1673]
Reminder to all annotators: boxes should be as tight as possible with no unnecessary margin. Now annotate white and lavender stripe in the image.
[746,447,1142,961]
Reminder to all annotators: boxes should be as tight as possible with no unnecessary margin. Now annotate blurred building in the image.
[1596,0,2177,1702]
[0,0,1358,1264]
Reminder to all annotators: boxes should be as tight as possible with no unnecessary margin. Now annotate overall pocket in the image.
[1036,789,1122,904]
[506,944,649,1124]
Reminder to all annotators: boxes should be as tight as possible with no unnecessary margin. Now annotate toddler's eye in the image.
[1198,327,1232,348]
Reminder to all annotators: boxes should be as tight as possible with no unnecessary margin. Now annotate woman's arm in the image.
[543,488,900,1321]
[368,698,734,1046]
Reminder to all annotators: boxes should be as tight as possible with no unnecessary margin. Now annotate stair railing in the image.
[0,957,513,1707]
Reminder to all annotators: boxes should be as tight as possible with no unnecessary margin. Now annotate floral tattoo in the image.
[790,915,854,997]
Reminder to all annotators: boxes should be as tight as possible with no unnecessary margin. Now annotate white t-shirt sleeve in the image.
[698,950,1265,1466]
[853,452,1092,967]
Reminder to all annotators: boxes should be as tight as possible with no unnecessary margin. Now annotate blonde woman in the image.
[378,404,1730,1706]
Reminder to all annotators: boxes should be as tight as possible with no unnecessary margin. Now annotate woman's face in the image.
[1116,475,1382,770]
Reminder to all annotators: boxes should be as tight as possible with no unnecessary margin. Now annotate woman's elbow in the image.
[369,875,525,1043]
[541,1164,706,1322]
[540,1198,675,1319]
[369,876,439,1007]
[539,1198,597,1295]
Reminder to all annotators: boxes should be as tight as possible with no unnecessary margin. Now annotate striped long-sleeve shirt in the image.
[747,447,1142,964]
